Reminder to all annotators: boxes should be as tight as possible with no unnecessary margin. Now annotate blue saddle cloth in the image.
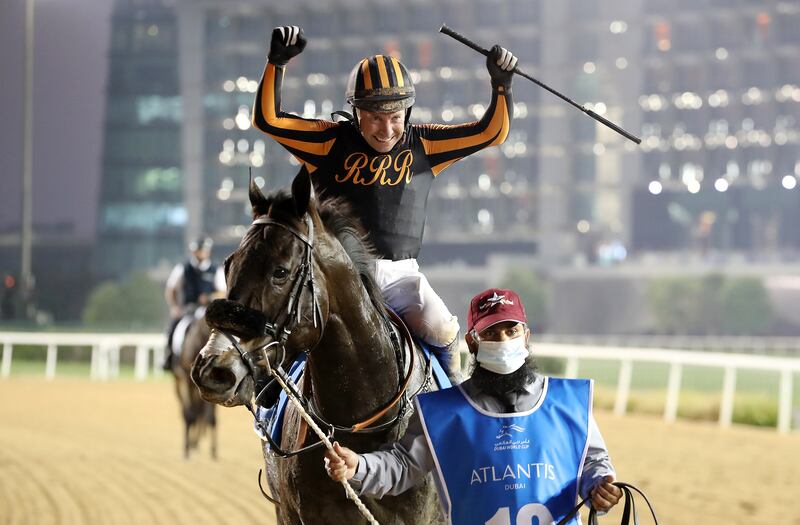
[253,341,452,447]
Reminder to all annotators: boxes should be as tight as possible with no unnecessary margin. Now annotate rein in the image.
[556,482,659,525]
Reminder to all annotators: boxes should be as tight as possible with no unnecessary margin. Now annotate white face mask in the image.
[476,336,529,375]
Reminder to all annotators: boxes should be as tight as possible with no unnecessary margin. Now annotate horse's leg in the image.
[184,415,191,459]
[262,443,301,525]
[209,404,217,460]
[173,371,191,459]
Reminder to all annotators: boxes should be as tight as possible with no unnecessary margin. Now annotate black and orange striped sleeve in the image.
[416,86,513,177]
[252,62,339,173]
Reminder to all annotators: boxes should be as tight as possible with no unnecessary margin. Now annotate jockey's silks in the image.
[416,378,592,525]
[254,63,512,261]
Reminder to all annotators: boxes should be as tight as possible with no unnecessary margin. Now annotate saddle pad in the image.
[418,340,452,390]
[253,354,307,446]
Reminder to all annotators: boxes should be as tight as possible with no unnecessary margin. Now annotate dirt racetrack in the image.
[1,377,798,524]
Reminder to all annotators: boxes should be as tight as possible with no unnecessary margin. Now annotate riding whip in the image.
[439,24,642,145]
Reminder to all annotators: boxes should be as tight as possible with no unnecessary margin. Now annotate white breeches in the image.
[373,258,460,347]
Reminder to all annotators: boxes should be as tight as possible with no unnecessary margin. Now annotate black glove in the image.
[268,25,307,66]
[486,44,518,89]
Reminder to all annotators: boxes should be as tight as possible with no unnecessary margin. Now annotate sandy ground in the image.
[1,378,798,525]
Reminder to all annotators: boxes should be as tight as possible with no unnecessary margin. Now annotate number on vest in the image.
[485,504,555,525]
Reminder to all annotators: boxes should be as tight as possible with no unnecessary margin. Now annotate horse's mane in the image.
[248,188,387,318]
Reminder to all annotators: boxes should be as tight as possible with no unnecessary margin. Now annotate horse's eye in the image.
[272,267,290,280]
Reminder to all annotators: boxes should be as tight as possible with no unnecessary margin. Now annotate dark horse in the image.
[170,315,217,459]
[191,171,444,524]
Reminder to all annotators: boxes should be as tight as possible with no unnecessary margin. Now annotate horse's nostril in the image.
[208,366,237,391]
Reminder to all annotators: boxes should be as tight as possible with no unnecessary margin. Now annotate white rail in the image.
[2,332,798,432]
[0,332,165,382]
[532,343,800,434]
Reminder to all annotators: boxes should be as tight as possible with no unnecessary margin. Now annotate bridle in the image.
[219,212,431,458]
[251,214,322,348]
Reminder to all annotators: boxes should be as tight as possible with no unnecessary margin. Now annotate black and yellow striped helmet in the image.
[345,55,415,113]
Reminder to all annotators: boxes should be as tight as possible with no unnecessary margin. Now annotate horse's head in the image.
[192,169,333,407]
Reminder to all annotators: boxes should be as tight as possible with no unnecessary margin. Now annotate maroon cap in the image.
[467,288,528,335]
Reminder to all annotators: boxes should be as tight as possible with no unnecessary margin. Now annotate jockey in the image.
[163,236,225,370]
[324,288,623,524]
[253,26,519,383]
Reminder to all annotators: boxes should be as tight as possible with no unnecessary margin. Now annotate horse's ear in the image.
[249,171,269,217]
[290,165,316,217]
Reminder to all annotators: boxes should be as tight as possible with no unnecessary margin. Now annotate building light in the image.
[742,87,764,105]
[658,162,671,180]
[477,209,492,229]
[218,151,233,165]
[471,104,486,118]
[478,174,491,191]
[235,112,251,130]
[648,181,663,195]
[249,152,264,167]
[654,21,671,52]
[303,100,316,118]
[609,21,628,34]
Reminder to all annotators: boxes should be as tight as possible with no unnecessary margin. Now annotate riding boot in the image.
[164,316,180,371]
[429,337,463,385]
[162,347,174,371]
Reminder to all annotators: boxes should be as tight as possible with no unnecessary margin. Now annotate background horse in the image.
[191,171,444,524]
[171,315,217,459]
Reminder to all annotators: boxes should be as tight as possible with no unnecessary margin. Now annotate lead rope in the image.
[264,357,380,525]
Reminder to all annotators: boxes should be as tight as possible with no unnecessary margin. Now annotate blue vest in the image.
[416,378,592,525]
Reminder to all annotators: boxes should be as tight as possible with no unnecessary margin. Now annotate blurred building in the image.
[634,0,800,260]
[95,0,800,279]
[95,0,183,279]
